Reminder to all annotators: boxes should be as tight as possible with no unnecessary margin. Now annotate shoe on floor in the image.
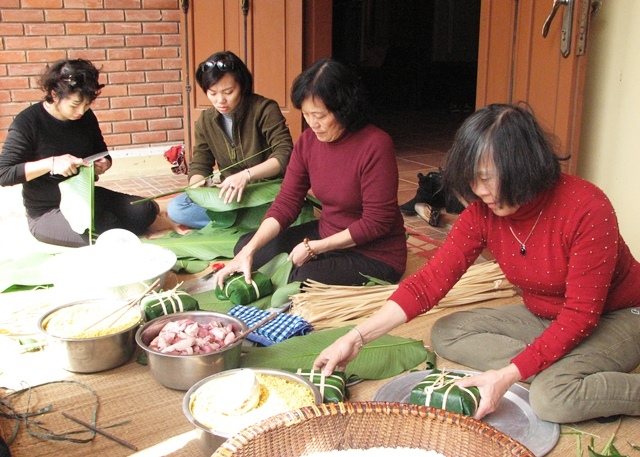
[399,197,418,215]
[415,202,442,227]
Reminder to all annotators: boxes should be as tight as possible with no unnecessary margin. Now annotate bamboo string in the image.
[289,261,516,330]
[81,278,160,332]
[130,146,273,204]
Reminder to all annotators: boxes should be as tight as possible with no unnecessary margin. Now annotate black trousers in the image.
[27,186,158,247]
[235,220,401,285]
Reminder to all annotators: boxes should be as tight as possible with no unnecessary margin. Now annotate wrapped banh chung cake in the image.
[215,271,273,305]
[141,289,199,320]
[410,369,481,416]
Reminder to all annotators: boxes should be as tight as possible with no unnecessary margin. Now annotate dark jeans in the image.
[27,186,158,247]
[235,220,401,285]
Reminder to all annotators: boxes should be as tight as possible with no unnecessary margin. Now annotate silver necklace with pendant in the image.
[508,209,543,256]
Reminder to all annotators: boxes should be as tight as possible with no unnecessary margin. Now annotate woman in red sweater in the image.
[314,104,640,424]
[214,58,407,286]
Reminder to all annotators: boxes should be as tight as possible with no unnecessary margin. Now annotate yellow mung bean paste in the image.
[190,372,315,436]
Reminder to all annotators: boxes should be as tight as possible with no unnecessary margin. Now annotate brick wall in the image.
[0,0,184,152]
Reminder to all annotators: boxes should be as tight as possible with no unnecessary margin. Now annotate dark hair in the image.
[291,58,371,132]
[443,103,561,207]
[39,59,104,104]
[195,51,253,98]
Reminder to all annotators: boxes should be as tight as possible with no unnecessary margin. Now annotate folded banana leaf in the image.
[409,369,481,416]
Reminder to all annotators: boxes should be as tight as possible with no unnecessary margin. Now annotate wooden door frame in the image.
[476,0,590,174]
[181,1,308,155]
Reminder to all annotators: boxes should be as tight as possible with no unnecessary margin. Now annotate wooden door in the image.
[181,0,304,159]
[476,0,595,174]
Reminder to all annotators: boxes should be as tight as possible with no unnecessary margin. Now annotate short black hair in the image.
[39,59,104,104]
[195,50,253,98]
[443,103,561,207]
[290,58,371,132]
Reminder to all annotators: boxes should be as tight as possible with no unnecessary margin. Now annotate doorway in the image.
[331,0,481,142]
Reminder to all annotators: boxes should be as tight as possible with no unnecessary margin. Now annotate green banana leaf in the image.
[143,200,316,265]
[205,209,238,228]
[232,204,270,231]
[240,326,432,380]
[58,166,94,235]
[270,281,301,308]
[142,225,246,261]
[186,179,283,211]
[172,258,210,274]
[0,253,57,293]
[205,203,270,231]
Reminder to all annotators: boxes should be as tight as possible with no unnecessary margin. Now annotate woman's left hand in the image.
[288,240,315,267]
[92,157,111,176]
[455,364,522,420]
[217,169,251,204]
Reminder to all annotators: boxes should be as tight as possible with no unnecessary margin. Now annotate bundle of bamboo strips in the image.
[289,261,516,330]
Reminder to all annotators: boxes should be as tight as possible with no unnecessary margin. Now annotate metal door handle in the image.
[542,0,568,37]
[542,0,574,57]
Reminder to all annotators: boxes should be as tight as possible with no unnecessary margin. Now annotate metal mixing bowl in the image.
[183,368,322,456]
[38,298,144,373]
[52,243,176,302]
[135,311,249,391]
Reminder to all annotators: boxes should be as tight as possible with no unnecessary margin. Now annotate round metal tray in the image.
[372,369,560,457]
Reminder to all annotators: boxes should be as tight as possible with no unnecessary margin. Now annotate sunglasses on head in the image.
[202,59,234,72]
[60,71,83,87]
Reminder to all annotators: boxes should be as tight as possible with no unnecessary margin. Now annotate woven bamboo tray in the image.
[212,401,535,457]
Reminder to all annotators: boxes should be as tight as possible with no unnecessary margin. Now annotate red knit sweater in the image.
[265,124,407,275]
[390,174,640,379]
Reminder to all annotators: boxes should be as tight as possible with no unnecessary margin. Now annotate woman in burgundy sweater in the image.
[214,58,407,286]
[314,104,640,424]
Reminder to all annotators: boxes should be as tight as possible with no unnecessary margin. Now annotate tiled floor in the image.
[100,108,467,242]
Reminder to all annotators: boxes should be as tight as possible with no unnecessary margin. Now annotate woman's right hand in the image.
[214,247,255,289]
[51,154,85,177]
[313,330,363,376]
[187,174,207,188]
[314,301,408,376]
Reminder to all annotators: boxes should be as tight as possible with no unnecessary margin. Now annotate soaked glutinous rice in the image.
[43,301,141,338]
[305,449,445,457]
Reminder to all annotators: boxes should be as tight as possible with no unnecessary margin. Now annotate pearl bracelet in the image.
[350,327,365,348]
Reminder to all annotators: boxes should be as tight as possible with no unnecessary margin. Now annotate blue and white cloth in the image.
[228,305,313,346]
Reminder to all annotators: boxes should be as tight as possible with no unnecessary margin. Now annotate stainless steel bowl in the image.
[135,311,249,391]
[183,368,322,456]
[38,299,144,373]
[53,243,176,302]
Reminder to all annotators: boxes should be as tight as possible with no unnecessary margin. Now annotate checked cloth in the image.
[229,305,313,346]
